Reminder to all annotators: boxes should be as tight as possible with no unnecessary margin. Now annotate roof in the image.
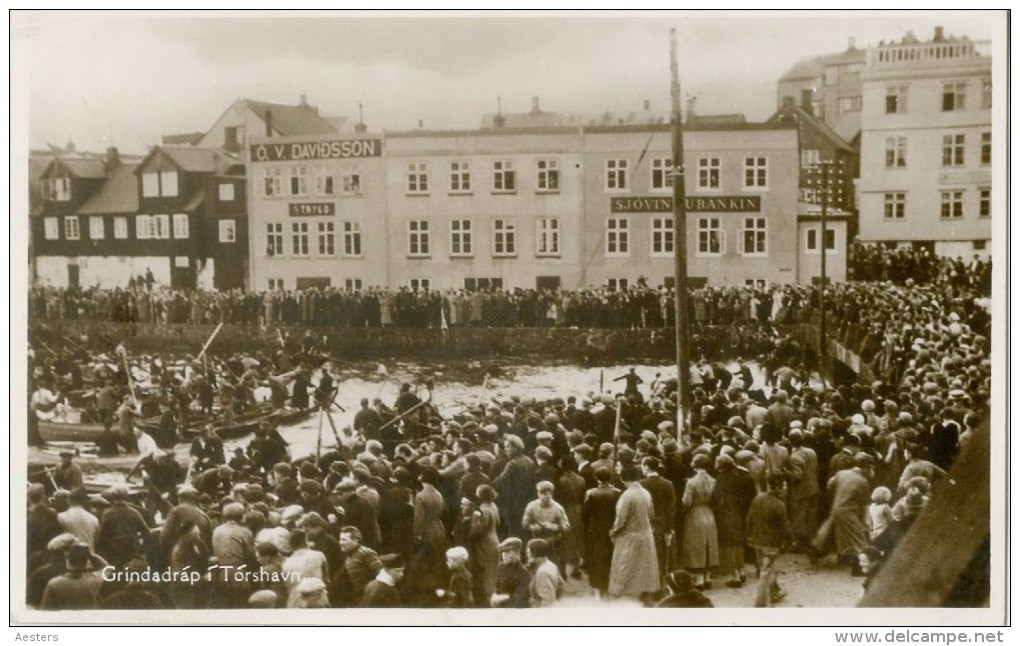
[244,100,339,137]
[779,48,866,82]
[688,114,746,126]
[136,146,222,174]
[480,109,672,129]
[76,163,141,215]
[766,102,854,153]
[57,157,107,179]
[162,132,205,145]
[387,119,793,139]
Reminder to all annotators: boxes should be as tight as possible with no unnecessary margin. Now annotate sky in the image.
[13,9,1001,155]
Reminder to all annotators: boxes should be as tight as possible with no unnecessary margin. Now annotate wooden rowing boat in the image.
[27,442,191,471]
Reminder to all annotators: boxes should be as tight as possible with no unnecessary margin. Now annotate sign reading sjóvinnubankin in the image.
[251,139,382,162]
[610,195,760,213]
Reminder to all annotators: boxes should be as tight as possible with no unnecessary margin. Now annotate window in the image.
[940,190,964,219]
[801,149,821,169]
[942,82,966,111]
[607,278,629,291]
[838,96,861,113]
[825,66,838,85]
[89,216,104,240]
[289,166,308,196]
[43,217,58,240]
[218,219,236,243]
[942,134,965,167]
[982,78,992,109]
[43,177,71,201]
[172,213,189,239]
[408,220,430,256]
[268,278,284,291]
[493,160,515,192]
[698,157,720,189]
[981,132,991,165]
[266,223,283,256]
[652,158,674,190]
[493,219,516,256]
[345,279,362,290]
[142,172,160,197]
[317,221,335,256]
[740,217,767,256]
[886,85,908,114]
[291,222,310,255]
[449,161,471,193]
[805,228,836,254]
[465,278,503,291]
[606,159,628,191]
[143,171,177,197]
[744,157,768,189]
[114,217,128,239]
[536,159,559,192]
[697,217,725,256]
[979,188,990,218]
[136,215,151,240]
[885,137,906,168]
[845,63,863,75]
[218,183,235,201]
[651,217,674,256]
[973,240,987,251]
[136,214,169,240]
[410,278,430,292]
[605,218,629,255]
[61,216,79,240]
[314,167,334,196]
[450,220,472,256]
[536,218,560,256]
[883,193,906,220]
[343,221,362,256]
[340,165,361,195]
[407,162,429,194]
[263,168,283,197]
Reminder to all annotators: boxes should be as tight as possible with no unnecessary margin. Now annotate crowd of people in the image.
[25,251,992,611]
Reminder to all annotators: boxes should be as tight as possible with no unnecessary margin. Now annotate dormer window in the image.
[42,177,71,202]
[142,170,179,197]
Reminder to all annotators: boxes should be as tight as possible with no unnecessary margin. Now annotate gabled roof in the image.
[136,145,222,174]
[244,100,339,137]
[766,102,854,153]
[76,163,141,215]
[162,132,205,146]
[53,157,107,179]
[779,48,866,82]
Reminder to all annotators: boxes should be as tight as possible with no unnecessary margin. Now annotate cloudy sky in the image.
[13,10,1000,155]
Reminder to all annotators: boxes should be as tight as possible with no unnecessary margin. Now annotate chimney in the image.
[417,119,424,129]
[643,100,651,111]
[105,146,120,172]
[265,110,273,137]
[299,93,308,106]
[493,96,506,128]
[65,139,75,153]
[686,95,697,119]
[801,89,815,116]
[531,96,541,114]
[354,102,367,133]
[848,36,856,50]
[782,96,795,109]
[934,26,944,42]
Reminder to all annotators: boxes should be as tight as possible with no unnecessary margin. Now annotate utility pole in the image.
[817,160,834,390]
[670,29,690,427]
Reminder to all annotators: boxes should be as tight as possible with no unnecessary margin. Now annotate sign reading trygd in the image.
[289,203,336,217]
[610,195,761,213]
[251,139,382,162]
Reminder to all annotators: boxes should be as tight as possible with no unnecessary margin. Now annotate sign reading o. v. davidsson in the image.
[250,139,383,162]
[610,195,761,213]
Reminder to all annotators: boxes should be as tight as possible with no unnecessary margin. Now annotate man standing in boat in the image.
[291,363,314,410]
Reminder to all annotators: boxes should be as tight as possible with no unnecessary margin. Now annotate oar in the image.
[196,322,225,363]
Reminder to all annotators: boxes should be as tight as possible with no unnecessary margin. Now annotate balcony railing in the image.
[867,39,991,65]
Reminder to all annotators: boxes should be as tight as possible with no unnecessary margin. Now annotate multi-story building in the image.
[777,38,866,143]
[246,133,387,291]
[857,27,992,258]
[31,145,246,289]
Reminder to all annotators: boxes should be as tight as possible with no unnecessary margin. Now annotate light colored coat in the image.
[607,482,660,596]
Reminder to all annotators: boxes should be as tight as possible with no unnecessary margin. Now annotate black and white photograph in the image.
[10,9,1009,633]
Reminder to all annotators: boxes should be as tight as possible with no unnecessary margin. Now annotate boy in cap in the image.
[491,537,531,608]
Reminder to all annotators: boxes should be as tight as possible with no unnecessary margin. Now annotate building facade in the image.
[246,134,388,291]
[857,29,992,258]
[777,38,866,143]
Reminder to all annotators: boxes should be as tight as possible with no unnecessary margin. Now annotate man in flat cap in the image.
[95,484,150,568]
[490,537,531,608]
[53,451,83,492]
[492,434,536,539]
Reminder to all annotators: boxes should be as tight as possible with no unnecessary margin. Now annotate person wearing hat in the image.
[26,533,79,607]
[491,434,536,540]
[607,463,659,604]
[190,423,226,474]
[58,488,99,551]
[811,452,875,568]
[924,407,961,472]
[521,481,570,572]
[94,485,150,569]
[247,423,289,481]
[405,468,449,606]
[53,451,83,492]
[680,454,718,590]
[281,529,330,608]
[27,482,61,561]
[783,429,820,551]
[40,544,103,610]
[209,502,258,608]
[491,537,531,608]
[160,485,212,562]
[746,474,794,606]
[329,480,381,552]
[526,538,564,607]
[360,553,406,608]
[710,453,756,589]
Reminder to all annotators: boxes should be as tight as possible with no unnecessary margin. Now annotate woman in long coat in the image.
[710,453,757,587]
[682,453,719,589]
[607,465,660,600]
[408,467,449,606]
[470,484,501,607]
[555,455,587,579]
[582,466,620,596]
